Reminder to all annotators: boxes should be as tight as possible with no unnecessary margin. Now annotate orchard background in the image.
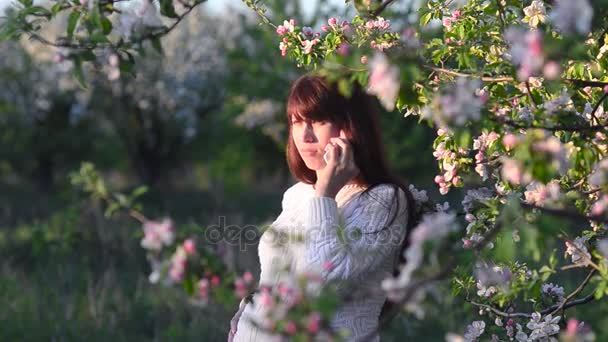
[1,0,607,341]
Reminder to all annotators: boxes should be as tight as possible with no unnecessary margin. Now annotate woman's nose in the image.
[302,124,316,143]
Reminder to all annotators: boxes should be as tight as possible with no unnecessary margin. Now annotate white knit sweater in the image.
[233,182,408,342]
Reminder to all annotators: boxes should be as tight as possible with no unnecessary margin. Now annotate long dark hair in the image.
[285,73,422,321]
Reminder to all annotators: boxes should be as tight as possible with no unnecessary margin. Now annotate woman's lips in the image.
[300,149,318,156]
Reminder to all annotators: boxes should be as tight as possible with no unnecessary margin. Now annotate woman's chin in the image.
[303,158,325,171]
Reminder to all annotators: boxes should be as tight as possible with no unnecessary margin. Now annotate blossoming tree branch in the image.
[0,0,208,85]
[242,0,608,340]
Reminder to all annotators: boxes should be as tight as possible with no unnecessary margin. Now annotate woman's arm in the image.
[304,185,408,283]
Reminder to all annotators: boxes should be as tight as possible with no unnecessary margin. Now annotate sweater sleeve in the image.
[304,184,409,284]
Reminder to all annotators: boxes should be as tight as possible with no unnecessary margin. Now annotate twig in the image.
[371,0,397,17]
[525,81,539,109]
[425,66,514,82]
[564,79,608,89]
[549,269,596,316]
[520,202,608,225]
[499,118,608,134]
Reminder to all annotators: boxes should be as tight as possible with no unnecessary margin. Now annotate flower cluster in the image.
[565,236,592,265]
[504,27,544,80]
[523,181,562,207]
[516,312,561,341]
[382,211,459,308]
[367,53,400,111]
[422,77,486,127]
[248,271,337,339]
[473,131,500,181]
[141,218,174,251]
[541,282,565,302]
[433,130,470,195]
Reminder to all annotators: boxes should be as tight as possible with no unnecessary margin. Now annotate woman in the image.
[229,74,416,341]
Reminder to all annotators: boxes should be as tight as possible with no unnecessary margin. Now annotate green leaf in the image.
[419,10,432,26]
[131,186,148,199]
[101,17,112,35]
[151,36,163,55]
[72,58,87,89]
[21,6,52,18]
[67,10,80,39]
[160,0,178,19]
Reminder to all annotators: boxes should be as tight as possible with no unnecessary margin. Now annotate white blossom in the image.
[588,158,608,188]
[549,0,593,36]
[566,236,591,265]
[367,53,400,111]
[524,181,561,206]
[431,77,485,126]
[541,283,565,302]
[382,212,459,301]
[527,312,561,340]
[504,27,544,80]
[463,321,486,341]
[116,0,164,40]
[523,0,547,28]
[462,187,494,213]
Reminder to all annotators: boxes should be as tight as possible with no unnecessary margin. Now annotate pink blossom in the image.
[501,158,524,185]
[543,61,561,79]
[502,134,518,150]
[302,26,313,38]
[183,239,196,255]
[442,17,452,28]
[591,195,608,215]
[211,275,220,287]
[452,10,461,19]
[604,85,608,94]
[366,20,374,30]
[276,26,287,35]
[321,25,329,32]
[374,17,390,30]
[243,271,254,283]
[337,42,350,56]
[235,278,248,298]
[276,19,295,36]
[342,23,354,37]
[198,278,209,298]
[169,246,187,282]
[259,291,274,307]
[445,37,452,44]
[141,218,174,251]
[565,319,579,337]
[367,53,400,111]
[434,175,444,184]
[322,261,334,271]
[285,320,297,335]
[301,39,319,54]
[505,28,544,80]
[328,17,338,27]
[279,42,288,56]
[307,312,322,333]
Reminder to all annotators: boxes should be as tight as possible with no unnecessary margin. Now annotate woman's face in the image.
[291,117,340,170]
